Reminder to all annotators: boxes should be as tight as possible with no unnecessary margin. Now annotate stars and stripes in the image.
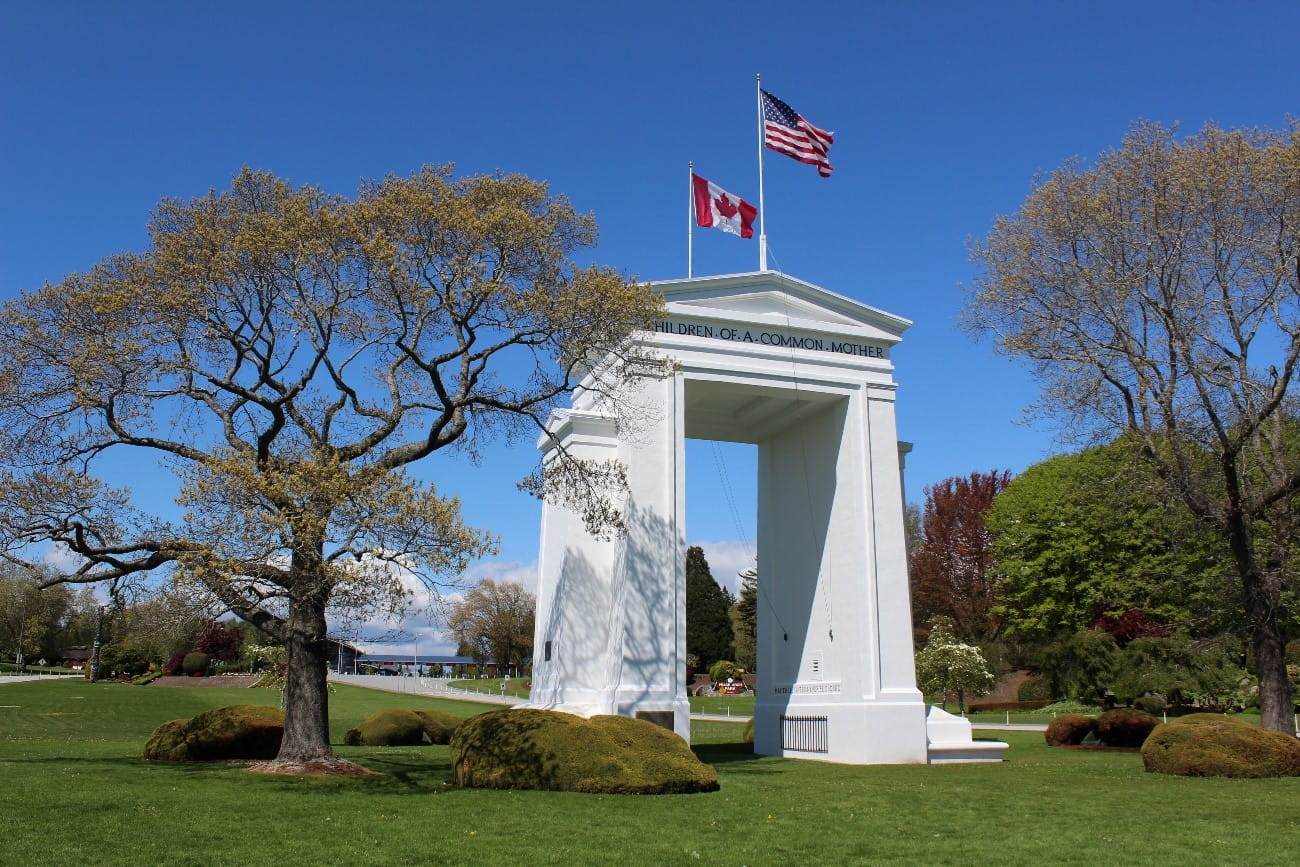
[761,89,834,178]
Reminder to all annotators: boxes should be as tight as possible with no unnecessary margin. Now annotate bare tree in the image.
[965,121,1300,732]
[443,578,536,673]
[0,166,664,769]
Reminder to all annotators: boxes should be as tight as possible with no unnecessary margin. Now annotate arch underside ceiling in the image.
[683,378,843,444]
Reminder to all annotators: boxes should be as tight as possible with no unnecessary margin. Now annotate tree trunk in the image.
[275,593,333,762]
[1227,515,1295,735]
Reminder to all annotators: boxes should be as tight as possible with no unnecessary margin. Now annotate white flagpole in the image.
[756,73,768,272]
[688,161,694,278]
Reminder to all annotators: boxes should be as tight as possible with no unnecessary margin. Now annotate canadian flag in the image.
[692,173,757,239]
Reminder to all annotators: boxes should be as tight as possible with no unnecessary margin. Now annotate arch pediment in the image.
[653,271,910,345]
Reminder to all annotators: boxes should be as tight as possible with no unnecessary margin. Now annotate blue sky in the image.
[3,2,1297,650]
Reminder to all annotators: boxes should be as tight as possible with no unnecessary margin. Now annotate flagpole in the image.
[687,161,694,278]
[756,73,768,272]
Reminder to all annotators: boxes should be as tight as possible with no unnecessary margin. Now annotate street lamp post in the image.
[89,606,104,683]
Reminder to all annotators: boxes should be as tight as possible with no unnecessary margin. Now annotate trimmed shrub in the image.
[1096,708,1159,747]
[163,650,189,676]
[967,700,1052,712]
[131,671,162,686]
[1017,674,1052,702]
[143,704,284,761]
[1142,714,1300,778]
[181,652,210,676]
[344,709,427,746]
[1044,714,1098,747]
[414,710,461,745]
[451,708,719,794]
[143,719,192,761]
[742,718,754,745]
[1034,700,1102,716]
[1133,693,1167,715]
[709,660,742,683]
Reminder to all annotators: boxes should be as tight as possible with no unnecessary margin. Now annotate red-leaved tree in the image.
[196,620,244,662]
[910,470,1012,644]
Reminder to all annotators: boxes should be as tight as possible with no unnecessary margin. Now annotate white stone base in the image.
[753,699,930,764]
[925,706,1008,763]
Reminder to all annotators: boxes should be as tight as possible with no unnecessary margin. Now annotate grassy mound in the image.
[143,704,284,761]
[450,708,719,794]
[742,718,754,745]
[1044,714,1097,747]
[1141,714,1300,778]
[343,708,463,746]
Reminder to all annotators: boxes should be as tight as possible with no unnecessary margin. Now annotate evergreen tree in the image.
[729,568,758,672]
[685,546,733,671]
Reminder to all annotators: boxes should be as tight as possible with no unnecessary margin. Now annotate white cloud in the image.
[688,538,756,596]
[40,542,85,573]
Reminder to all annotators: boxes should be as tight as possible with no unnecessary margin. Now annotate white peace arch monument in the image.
[526,271,1005,765]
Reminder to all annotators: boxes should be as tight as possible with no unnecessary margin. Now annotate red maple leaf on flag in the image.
[713,193,739,219]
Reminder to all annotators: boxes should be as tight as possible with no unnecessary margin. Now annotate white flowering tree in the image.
[915,618,995,713]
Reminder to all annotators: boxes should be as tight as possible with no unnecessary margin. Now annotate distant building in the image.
[346,652,503,677]
[58,646,93,670]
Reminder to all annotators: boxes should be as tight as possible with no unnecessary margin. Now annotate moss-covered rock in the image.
[342,708,463,746]
[450,708,719,794]
[143,705,284,761]
[1044,714,1097,747]
[1096,708,1159,747]
[1141,714,1300,778]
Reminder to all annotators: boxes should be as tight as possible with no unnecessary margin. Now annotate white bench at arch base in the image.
[525,270,1006,765]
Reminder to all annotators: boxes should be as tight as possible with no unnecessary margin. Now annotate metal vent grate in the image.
[781,715,829,753]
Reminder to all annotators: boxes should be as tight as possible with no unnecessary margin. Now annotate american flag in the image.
[761,89,834,178]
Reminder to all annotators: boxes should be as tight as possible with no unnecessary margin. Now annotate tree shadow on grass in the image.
[693,742,782,770]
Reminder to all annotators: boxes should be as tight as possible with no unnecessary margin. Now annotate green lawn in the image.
[1,680,1297,865]
[448,676,531,698]
[689,694,755,717]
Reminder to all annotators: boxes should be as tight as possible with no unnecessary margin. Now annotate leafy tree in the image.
[987,440,1228,642]
[913,618,995,713]
[909,470,1011,643]
[729,567,757,672]
[98,589,208,672]
[0,565,70,669]
[966,120,1300,732]
[708,659,743,683]
[1039,629,1119,704]
[1112,634,1242,707]
[0,166,664,769]
[685,546,733,671]
[444,578,535,672]
[196,620,244,662]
